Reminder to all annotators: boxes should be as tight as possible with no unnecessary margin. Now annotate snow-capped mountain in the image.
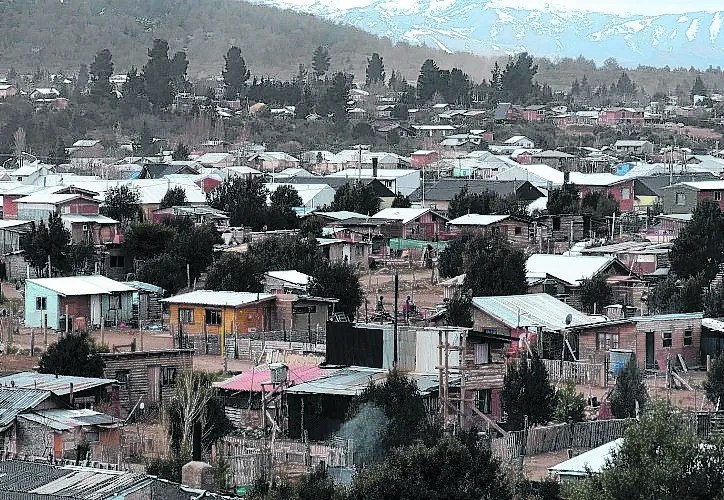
[243,0,723,68]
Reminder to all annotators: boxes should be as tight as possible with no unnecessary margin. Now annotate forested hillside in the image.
[0,0,494,80]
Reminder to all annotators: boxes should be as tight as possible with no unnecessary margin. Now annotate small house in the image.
[447,214,532,246]
[317,238,371,269]
[101,349,194,416]
[370,207,448,240]
[661,180,724,214]
[24,276,135,330]
[613,140,654,156]
[161,290,276,337]
[122,281,165,323]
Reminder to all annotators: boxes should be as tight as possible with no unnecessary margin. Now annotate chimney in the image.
[372,156,378,179]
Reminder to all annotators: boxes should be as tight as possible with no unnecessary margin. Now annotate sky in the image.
[486,0,723,16]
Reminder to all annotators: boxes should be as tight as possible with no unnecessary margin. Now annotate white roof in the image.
[196,152,235,165]
[326,168,417,179]
[0,219,33,229]
[265,270,311,286]
[496,163,565,185]
[658,213,693,221]
[222,165,262,176]
[61,214,118,224]
[448,214,510,226]
[63,179,207,205]
[28,276,135,296]
[568,172,626,186]
[526,254,617,286]
[15,193,86,205]
[265,183,333,207]
[413,125,456,130]
[614,140,650,147]
[71,140,101,148]
[161,290,275,306]
[314,211,368,220]
[371,207,431,224]
[504,135,532,144]
[677,180,724,190]
[549,439,622,477]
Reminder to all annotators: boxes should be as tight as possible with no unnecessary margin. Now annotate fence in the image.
[540,358,608,387]
[184,333,325,360]
[490,419,633,462]
[218,436,352,486]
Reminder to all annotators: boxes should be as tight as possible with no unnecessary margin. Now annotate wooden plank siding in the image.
[166,302,274,338]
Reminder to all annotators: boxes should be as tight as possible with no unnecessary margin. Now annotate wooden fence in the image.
[490,419,633,462]
[539,359,607,388]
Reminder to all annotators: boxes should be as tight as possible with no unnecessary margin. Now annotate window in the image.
[474,343,490,364]
[110,255,125,268]
[620,187,630,200]
[514,226,522,235]
[205,309,222,325]
[179,308,194,324]
[84,431,100,443]
[475,389,492,414]
[662,330,672,348]
[115,370,129,390]
[595,332,619,350]
[675,192,686,206]
[552,216,561,231]
[35,297,47,311]
[716,192,722,202]
[162,366,177,386]
[684,328,693,346]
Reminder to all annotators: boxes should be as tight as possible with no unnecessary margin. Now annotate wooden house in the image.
[446,214,533,247]
[101,349,194,416]
[161,290,276,337]
[369,207,448,240]
[122,281,165,323]
[569,313,703,371]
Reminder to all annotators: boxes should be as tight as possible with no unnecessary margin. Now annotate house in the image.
[661,180,724,214]
[161,290,276,337]
[122,280,165,323]
[250,152,300,172]
[325,168,420,196]
[522,105,546,122]
[370,207,449,240]
[285,367,439,440]
[0,387,120,461]
[613,140,654,156]
[571,174,636,212]
[68,139,104,158]
[580,241,672,277]
[14,190,102,224]
[10,162,54,184]
[0,83,18,98]
[549,439,622,482]
[654,213,692,240]
[264,270,311,295]
[599,108,644,126]
[29,87,60,101]
[410,150,439,169]
[412,124,456,139]
[470,293,605,358]
[62,214,121,245]
[151,205,229,226]
[216,364,335,429]
[447,214,532,246]
[317,238,371,269]
[101,349,194,416]
[505,135,535,149]
[493,102,520,122]
[0,371,119,412]
[24,276,135,330]
[526,254,635,311]
[440,273,466,300]
[531,150,576,170]
[569,313,703,370]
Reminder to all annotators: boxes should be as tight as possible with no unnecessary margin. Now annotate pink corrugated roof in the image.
[217,364,334,393]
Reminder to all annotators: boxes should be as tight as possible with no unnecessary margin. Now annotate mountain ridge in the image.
[244,0,724,68]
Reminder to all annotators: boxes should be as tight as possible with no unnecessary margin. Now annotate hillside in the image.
[0,0,495,80]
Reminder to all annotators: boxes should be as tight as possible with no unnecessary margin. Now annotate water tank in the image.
[269,363,288,385]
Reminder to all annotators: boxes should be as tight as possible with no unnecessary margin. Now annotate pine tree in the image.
[610,358,648,418]
[312,45,331,79]
[169,51,190,94]
[76,64,89,96]
[172,143,190,161]
[53,138,70,166]
[691,75,707,98]
[120,67,149,112]
[365,53,385,86]
[142,39,173,108]
[417,59,440,103]
[501,350,556,430]
[222,46,250,99]
[89,48,115,103]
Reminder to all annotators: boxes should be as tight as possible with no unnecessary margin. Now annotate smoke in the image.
[337,403,388,466]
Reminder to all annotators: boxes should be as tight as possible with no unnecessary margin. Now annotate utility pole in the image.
[393,272,399,368]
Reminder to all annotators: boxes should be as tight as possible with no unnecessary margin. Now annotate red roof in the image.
[217,364,334,393]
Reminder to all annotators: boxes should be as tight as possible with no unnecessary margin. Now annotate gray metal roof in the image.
[0,372,117,396]
[285,367,439,397]
[471,293,603,331]
[0,388,52,428]
[20,409,118,431]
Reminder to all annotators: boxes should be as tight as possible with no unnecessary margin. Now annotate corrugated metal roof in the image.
[161,290,275,307]
[285,367,440,397]
[549,438,622,477]
[0,372,116,396]
[371,207,442,224]
[216,364,334,393]
[27,276,135,296]
[60,214,118,224]
[472,293,602,331]
[265,270,311,286]
[448,214,510,226]
[122,280,165,294]
[0,388,51,427]
[21,408,118,431]
[526,254,616,286]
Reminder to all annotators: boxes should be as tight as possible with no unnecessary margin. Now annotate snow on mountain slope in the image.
[243,0,723,67]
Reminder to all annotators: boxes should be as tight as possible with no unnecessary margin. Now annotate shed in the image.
[548,438,622,482]
[24,276,135,330]
[122,280,165,323]
[0,372,118,411]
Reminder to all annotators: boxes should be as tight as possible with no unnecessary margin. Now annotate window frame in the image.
[35,297,47,311]
[662,330,673,348]
[115,370,130,390]
[205,308,222,326]
[683,328,693,347]
[84,430,100,443]
[474,342,490,365]
[475,389,492,414]
[162,366,177,386]
[179,308,194,324]
[715,192,722,202]
[675,192,686,206]
[109,255,125,268]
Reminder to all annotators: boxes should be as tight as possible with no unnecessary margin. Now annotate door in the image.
[90,295,102,327]
[645,331,655,369]
[147,365,161,403]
